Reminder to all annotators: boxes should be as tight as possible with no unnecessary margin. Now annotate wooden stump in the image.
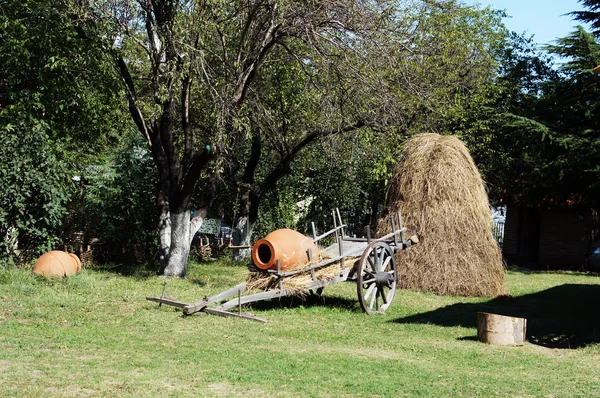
[477,312,527,346]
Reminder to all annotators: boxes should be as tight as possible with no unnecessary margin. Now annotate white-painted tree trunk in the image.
[163,210,191,277]
[232,216,253,262]
[189,213,205,244]
[159,208,206,277]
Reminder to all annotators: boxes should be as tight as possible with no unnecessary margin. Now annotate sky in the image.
[467,0,585,48]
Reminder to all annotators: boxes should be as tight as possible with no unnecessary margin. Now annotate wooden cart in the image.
[147,210,415,322]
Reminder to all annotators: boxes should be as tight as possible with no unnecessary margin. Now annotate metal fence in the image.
[492,221,505,247]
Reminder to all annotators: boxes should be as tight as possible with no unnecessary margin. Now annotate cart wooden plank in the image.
[146,296,189,308]
[201,307,267,323]
[219,268,352,311]
[182,283,248,314]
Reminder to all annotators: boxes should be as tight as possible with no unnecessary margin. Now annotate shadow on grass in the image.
[87,257,246,281]
[187,277,208,288]
[247,292,359,313]
[391,284,600,349]
[506,265,600,277]
[88,263,159,280]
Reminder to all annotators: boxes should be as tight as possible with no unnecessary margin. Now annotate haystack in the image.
[378,133,506,297]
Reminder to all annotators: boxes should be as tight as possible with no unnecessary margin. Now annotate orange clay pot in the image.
[69,253,82,273]
[251,228,319,271]
[33,251,81,277]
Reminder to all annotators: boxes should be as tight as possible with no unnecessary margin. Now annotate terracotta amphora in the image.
[251,228,319,271]
[33,251,81,277]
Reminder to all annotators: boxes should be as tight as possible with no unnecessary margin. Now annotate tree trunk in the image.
[158,207,206,276]
[162,209,192,277]
[190,210,206,242]
[231,185,260,262]
[232,216,254,261]
[158,210,171,273]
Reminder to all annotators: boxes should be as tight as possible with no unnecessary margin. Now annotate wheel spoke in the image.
[362,279,375,288]
[374,249,381,271]
[364,284,376,300]
[362,279,376,290]
[379,286,388,304]
[367,255,376,270]
[363,270,375,279]
[382,255,391,270]
[362,281,377,289]
[376,249,383,271]
[369,288,377,309]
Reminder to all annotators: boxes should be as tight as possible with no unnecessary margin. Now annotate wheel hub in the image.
[373,271,394,288]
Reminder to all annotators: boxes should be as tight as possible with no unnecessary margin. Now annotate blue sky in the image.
[468,0,585,47]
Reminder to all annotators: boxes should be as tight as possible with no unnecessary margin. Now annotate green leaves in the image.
[0,0,125,153]
[545,26,600,73]
[0,0,131,264]
[68,132,159,262]
[0,110,73,263]
[455,13,600,207]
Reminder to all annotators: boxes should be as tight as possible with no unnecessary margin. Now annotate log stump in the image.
[477,312,527,346]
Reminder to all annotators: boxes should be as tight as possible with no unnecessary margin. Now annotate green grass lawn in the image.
[1,260,599,397]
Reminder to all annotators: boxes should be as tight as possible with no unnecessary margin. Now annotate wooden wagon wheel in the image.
[357,241,397,314]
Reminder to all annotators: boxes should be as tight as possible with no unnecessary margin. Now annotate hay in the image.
[378,133,506,297]
[246,257,358,294]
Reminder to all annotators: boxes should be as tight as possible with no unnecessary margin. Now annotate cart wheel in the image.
[357,241,397,314]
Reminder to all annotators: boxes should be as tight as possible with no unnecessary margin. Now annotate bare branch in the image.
[258,121,366,195]
[232,3,282,108]
[115,55,152,147]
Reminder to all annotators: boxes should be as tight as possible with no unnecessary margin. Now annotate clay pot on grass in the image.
[33,251,81,277]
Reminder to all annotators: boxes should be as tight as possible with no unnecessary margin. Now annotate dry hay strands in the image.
[378,133,506,297]
[246,257,357,294]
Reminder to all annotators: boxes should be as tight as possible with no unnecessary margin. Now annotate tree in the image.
[536,27,600,202]
[458,25,600,206]
[227,0,509,259]
[0,0,124,149]
[0,0,510,269]
[0,0,127,263]
[0,113,72,263]
[542,27,600,133]
[66,131,159,263]
[570,0,600,35]
[70,0,427,276]
[453,31,560,201]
